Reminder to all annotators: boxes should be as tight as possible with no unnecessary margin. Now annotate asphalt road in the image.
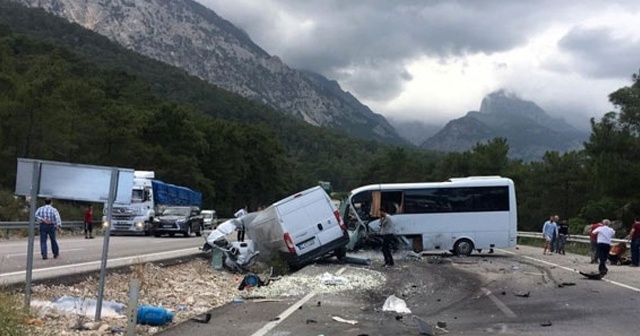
[0,234,206,284]
[158,245,640,336]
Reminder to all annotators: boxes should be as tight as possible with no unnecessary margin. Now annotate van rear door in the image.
[278,187,343,256]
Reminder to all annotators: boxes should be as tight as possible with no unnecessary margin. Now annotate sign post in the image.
[14,158,134,312]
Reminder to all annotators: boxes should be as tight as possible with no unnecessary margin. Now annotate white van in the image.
[246,186,349,268]
[200,210,217,229]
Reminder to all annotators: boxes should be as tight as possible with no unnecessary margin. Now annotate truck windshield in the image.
[131,189,144,203]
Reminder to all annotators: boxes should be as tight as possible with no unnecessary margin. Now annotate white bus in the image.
[343,176,517,256]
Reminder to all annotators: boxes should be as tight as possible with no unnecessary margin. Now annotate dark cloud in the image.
[557,27,640,79]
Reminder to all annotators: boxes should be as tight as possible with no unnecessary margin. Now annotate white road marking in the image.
[250,267,347,336]
[498,249,640,293]
[5,248,84,258]
[481,287,517,318]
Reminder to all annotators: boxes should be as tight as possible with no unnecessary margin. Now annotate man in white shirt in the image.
[592,219,615,275]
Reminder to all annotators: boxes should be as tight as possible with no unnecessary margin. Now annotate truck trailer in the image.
[104,171,202,235]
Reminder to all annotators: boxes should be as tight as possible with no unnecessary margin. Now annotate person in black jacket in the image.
[556,219,570,255]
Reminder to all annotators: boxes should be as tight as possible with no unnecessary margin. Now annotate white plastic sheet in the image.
[382,294,412,314]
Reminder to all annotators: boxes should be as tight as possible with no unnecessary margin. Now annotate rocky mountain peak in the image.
[11,0,405,144]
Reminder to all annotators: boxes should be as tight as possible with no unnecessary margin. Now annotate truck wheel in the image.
[195,224,203,237]
[183,225,192,238]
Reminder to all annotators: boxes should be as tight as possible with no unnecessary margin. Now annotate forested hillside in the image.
[0,3,437,215]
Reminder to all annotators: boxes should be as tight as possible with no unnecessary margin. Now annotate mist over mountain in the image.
[421,91,589,161]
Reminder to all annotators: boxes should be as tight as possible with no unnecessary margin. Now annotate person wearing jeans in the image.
[627,218,640,267]
[35,198,62,260]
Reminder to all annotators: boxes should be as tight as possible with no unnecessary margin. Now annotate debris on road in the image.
[190,313,212,324]
[414,316,434,335]
[540,321,553,327]
[332,316,358,325]
[320,272,347,285]
[513,291,530,298]
[382,294,412,314]
[579,271,605,280]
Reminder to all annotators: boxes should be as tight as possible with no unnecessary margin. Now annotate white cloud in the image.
[197,0,640,130]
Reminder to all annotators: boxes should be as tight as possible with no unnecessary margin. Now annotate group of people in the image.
[586,218,640,275]
[541,215,570,255]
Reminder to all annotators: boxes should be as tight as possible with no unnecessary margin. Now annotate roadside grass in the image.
[0,289,34,336]
[518,237,591,256]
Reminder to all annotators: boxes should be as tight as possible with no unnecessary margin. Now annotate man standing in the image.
[626,218,640,267]
[84,204,94,239]
[379,207,396,267]
[592,219,615,275]
[589,221,604,263]
[542,216,558,255]
[556,219,570,255]
[35,198,62,260]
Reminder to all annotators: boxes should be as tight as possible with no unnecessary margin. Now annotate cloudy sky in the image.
[197,0,640,130]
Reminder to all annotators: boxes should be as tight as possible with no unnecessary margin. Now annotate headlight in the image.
[102,221,110,228]
[153,218,160,223]
[135,222,144,227]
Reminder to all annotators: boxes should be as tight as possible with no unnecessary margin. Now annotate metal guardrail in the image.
[517,231,629,246]
[0,221,93,239]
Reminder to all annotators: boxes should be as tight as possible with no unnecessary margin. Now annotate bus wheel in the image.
[453,239,474,256]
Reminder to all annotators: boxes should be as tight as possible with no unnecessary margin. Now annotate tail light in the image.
[334,210,346,230]
[283,233,295,252]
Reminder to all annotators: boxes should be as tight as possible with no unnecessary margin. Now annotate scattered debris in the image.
[558,282,577,288]
[437,321,447,328]
[414,316,434,336]
[580,271,605,280]
[540,321,553,327]
[269,317,280,321]
[190,313,212,324]
[250,299,284,303]
[514,291,530,298]
[306,319,317,324]
[395,315,403,320]
[405,251,422,260]
[321,272,347,285]
[382,295,412,314]
[523,272,544,276]
[332,316,358,325]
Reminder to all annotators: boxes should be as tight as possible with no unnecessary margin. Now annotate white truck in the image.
[104,171,202,235]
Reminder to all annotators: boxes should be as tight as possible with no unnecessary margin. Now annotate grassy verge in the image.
[0,291,34,336]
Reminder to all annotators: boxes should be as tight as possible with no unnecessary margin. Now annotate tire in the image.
[334,246,347,261]
[453,239,474,256]
[183,224,192,238]
[195,224,203,237]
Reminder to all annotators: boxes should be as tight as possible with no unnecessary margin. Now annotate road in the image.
[158,245,640,336]
[0,234,206,285]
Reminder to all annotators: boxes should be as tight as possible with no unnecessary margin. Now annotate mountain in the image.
[421,91,589,161]
[11,0,405,144]
[388,118,442,146]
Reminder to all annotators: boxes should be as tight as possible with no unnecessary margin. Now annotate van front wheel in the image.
[453,239,474,256]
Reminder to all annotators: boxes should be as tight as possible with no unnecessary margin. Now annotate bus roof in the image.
[349,176,513,195]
